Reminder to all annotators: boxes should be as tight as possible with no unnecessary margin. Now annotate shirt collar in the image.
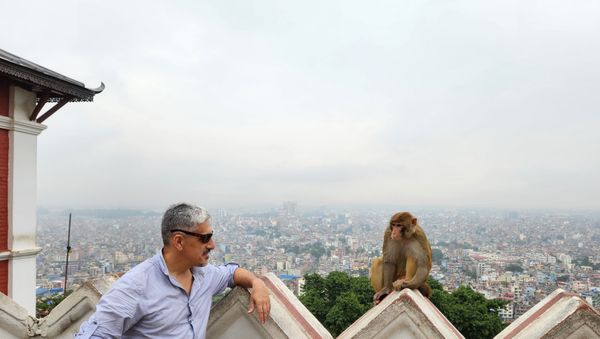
[156,249,170,276]
[156,248,206,277]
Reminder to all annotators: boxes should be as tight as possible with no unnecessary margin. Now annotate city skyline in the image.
[2,1,600,210]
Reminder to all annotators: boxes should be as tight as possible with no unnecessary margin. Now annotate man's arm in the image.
[75,280,141,338]
[233,268,271,324]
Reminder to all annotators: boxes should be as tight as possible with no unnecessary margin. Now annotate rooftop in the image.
[0,48,104,123]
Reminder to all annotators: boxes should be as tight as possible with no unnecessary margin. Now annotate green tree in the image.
[350,276,373,307]
[324,271,351,304]
[437,240,449,247]
[429,277,444,290]
[432,248,444,264]
[465,268,477,279]
[505,264,523,273]
[325,292,364,336]
[301,272,507,338]
[300,271,373,336]
[303,273,326,293]
[307,242,327,259]
[36,291,71,318]
[301,290,329,321]
[429,278,507,339]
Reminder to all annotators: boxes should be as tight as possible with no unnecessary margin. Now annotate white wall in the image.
[5,86,45,315]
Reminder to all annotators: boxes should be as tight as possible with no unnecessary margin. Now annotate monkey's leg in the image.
[383,262,397,290]
[370,257,383,292]
[402,256,429,290]
[405,256,417,281]
[393,256,415,290]
[373,261,396,304]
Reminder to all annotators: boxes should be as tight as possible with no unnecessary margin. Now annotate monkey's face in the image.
[390,218,416,240]
[390,223,403,240]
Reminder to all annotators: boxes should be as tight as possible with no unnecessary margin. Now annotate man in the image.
[76,203,270,338]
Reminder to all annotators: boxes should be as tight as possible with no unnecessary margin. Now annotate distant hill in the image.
[59,209,161,219]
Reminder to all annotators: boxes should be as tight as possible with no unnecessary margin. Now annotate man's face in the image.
[182,221,215,267]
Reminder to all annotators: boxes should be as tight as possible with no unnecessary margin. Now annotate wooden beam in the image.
[36,96,71,124]
[29,91,51,121]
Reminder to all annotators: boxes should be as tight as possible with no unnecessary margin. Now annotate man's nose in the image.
[207,238,216,248]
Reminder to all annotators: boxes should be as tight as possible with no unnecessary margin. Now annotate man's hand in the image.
[247,279,271,324]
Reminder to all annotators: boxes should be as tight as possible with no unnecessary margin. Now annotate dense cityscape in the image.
[36,203,600,324]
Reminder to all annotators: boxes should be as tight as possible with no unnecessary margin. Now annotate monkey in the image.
[370,212,432,304]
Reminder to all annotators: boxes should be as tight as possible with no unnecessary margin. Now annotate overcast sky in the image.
[1,1,599,211]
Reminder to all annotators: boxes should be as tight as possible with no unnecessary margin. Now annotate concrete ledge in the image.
[38,275,117,338]
[494,288,600,339]
[207,273,333,339]
[261,272,333,339]
[0,292,35,338]
[338,289,464,339]
[0,275,117,339]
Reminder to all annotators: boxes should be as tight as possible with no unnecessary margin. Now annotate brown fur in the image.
[370,212,432,303]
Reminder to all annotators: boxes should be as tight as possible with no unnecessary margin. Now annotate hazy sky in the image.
[1,1,599,210]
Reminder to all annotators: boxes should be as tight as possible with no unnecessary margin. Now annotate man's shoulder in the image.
[112,256,161,289]
[195,263,239,281]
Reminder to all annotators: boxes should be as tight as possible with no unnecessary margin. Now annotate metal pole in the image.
[63,213,72,296]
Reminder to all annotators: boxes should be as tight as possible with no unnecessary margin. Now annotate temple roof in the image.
[0,48,104,103]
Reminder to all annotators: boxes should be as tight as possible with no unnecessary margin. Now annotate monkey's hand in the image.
[373,287,391,305]
[392,279,407,291]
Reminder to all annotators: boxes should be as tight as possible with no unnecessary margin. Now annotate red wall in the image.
[0,130,8,252]
[0,261,7,295]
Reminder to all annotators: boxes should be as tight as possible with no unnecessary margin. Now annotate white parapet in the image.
[207,272,333,339]
[0,275,116,339]
[494,288,600,339]
[338,289,464,339]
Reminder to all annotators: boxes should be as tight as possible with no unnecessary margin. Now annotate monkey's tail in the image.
[418,283,432,298]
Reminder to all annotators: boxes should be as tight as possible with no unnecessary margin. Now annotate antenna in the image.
[63,213,72,296]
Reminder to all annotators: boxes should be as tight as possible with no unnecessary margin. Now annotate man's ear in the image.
[172,234,184,251]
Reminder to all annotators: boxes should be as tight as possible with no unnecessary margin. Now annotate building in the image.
[0,48,103,314]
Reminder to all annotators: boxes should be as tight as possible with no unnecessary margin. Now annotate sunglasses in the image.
[170,229,213,243]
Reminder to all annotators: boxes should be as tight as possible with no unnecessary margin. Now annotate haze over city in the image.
[1,1,599,210]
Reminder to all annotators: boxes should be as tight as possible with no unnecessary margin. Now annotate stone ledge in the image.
[494,288,600,339]
[0,275,117,339]
[207,272,333,339]
[338,288,464,339]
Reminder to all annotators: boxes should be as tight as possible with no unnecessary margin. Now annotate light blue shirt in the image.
[76,250,238,339]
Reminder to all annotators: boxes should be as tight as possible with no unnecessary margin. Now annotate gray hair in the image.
[161,203,211,245]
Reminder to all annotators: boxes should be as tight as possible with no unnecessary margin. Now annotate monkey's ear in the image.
[412,218,417,225]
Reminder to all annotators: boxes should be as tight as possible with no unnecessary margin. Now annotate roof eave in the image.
[0,59,103,102]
